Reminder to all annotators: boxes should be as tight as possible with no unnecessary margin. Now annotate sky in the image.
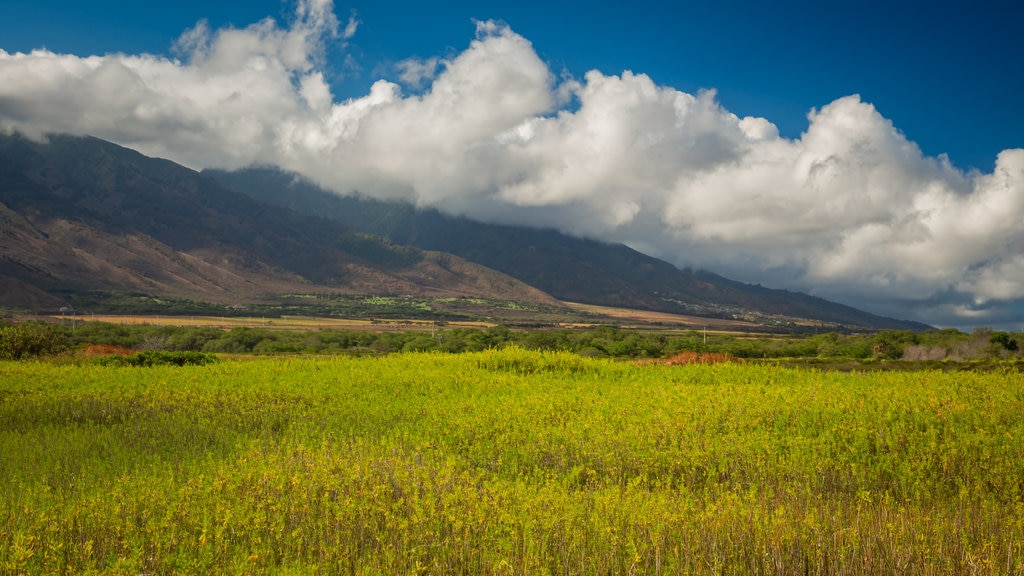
[1,0,1023,329]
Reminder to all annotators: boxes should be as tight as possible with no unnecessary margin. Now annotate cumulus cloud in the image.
[1,0,1023,328]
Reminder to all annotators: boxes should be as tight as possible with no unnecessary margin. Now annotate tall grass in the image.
[2,348,1023,574]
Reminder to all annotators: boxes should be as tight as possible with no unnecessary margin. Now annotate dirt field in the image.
[560,301,762,331]
[54,314,493,333]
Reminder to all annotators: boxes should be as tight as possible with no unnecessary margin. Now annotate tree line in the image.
[3,320,1021,362]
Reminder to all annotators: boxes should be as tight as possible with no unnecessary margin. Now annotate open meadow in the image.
[2,349,1023,574]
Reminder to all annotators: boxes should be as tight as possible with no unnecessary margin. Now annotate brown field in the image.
[561,301,766,331]
[54,314,493,332]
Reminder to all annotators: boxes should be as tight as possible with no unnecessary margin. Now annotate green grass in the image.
[2,349,1023,574]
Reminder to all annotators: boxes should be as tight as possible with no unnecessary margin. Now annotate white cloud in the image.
[342,10,360,41]
[1,1,1023,327]
[395,56,439,89]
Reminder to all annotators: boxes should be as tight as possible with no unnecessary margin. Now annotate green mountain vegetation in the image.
[207,167,929,330]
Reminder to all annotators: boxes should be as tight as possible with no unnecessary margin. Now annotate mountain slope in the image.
[0,133,555,308]
[207,167,930,330]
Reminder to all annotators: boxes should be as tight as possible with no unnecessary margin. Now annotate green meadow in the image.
[2,349,1023,574]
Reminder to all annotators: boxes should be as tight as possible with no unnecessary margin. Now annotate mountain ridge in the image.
[0,133,556,309]
[206,167,930,331]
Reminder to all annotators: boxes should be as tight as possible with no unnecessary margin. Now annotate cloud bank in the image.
[2,0,1022,328]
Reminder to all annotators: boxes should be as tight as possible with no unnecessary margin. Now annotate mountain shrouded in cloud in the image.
[1,0,1022,328]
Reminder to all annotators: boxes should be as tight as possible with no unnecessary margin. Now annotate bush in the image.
[97,350,220,367]
[0,322,69,360]
[990,332,1019,352]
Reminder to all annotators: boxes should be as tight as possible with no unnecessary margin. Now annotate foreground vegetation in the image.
[2,350,1022,574]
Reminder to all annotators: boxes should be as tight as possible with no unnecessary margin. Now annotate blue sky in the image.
[1,0,1023,328]
[3,0,1020,171]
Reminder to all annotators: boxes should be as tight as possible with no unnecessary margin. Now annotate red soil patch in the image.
[82,344,137,356]
[639,352,738,366]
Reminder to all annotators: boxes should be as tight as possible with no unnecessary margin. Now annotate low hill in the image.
[207,167,930,331]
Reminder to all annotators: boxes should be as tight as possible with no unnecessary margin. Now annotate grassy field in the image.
[2,350,1023,574]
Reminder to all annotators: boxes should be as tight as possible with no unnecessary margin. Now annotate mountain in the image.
[0,133,555,309]
[207,167,930,331]
[0,132,928,330]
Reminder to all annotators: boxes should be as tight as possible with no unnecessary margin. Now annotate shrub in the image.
[990,332,1019,352]
[0,322,69,360]
[97,350,219,367]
